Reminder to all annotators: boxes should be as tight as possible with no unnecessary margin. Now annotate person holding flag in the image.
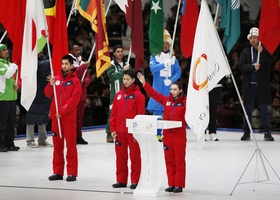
[0,44,20,152]
[238,27,275,141]
[147,29,181,142]
[68,44,91,145]
[45,55,82,182]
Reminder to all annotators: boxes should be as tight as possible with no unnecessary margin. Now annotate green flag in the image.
[218,0,240,54]
[149,0,164,55]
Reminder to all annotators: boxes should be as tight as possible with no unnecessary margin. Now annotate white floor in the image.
[1,127,280,200]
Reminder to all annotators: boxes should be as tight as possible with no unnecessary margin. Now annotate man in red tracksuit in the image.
[44,55,82,182]
[110,70,145,190]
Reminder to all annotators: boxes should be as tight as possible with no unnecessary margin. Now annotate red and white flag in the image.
[21,0,47,110]
[114,0,144,70]
[185,0,231,147]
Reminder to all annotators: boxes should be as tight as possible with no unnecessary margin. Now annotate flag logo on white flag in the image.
[185,0,232,148]
[192,54,208,91]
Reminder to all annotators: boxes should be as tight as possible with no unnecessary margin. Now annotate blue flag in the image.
[218,0,240,54]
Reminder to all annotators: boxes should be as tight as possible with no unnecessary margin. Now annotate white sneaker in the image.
[38,141,53,147]
[209,133,219,141]
[27,141,38,148]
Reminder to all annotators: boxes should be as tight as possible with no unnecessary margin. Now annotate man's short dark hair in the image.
[62,54,74,64]
[113,44,123,53]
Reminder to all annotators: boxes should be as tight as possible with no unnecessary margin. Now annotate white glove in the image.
[164,59,173,68]
[164,79,172,86]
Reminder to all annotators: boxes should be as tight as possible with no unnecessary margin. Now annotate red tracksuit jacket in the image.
[143,82,186,136]
[44,70,82,122]
[110,84,146,133]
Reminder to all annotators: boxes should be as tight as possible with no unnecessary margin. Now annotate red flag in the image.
[114,0,144,71]
[259,0,280,54]
[44,0,68,75]
[180,0,199,59]
[0,1,26,68]
[76,0,111,77]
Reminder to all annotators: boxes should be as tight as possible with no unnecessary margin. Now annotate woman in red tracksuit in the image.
[110,70,145,190]
[137,72,187,193]
[44,55,82,182]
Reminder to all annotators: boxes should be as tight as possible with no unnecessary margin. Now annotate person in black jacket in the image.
[238,27,274,141]
[26,54,52,147]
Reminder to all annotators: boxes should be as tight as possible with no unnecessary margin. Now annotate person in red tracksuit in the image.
[44,55,82,182]
[137,72,187,193]
[110,70,145,190]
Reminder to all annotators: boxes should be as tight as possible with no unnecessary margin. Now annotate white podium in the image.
[126,115,182,196]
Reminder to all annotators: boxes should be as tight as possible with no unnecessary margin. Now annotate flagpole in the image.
[257,41,262,64]
[167,2,181,79]
[66,0,77,27]
[42,0,62,138]
[213,4,220,25]
[105,0,113,15]
[0,31,7,43]
[80,43,96,82]
[169,2,181,57]
[127,44,132,65]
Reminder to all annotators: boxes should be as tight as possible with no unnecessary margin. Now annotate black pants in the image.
[0,101,16,147]
[208,87,222,133]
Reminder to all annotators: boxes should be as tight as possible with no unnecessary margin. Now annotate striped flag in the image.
[76,0,111,77]
[21,0,47,110]
[186,0,231,147]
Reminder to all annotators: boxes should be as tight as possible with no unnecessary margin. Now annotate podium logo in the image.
[133,121,138,128]
[146,124,153,131]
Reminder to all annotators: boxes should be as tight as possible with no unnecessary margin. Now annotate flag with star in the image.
[76,0,111,77]
[149,0,163,55]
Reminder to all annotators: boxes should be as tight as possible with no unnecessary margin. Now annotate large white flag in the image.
[21,0,47,110]
[185,0,232,146]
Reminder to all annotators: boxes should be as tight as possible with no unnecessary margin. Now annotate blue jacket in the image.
[147,52,181,112]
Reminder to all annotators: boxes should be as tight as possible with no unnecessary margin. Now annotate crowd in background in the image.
[1,1,280,135]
